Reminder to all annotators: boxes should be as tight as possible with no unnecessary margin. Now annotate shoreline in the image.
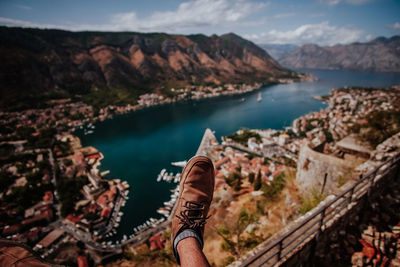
[71,74,316,133]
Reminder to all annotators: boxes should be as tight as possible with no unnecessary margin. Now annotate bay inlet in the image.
[75,69,400,240]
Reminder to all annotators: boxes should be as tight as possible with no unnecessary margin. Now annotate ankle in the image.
[177,237,210,267]
[177,236,202,254]
[173,228,203,263]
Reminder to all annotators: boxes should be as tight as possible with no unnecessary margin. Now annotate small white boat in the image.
[257,92,262,102]
[171,161,187,168]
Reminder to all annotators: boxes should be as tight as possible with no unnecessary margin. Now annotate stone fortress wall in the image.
[296,142,355,195]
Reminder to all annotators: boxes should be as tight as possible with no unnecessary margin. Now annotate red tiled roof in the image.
[22,208,53,226]
[43,191,53,202]
[357,119,368,125]
[2,225,21,236]
[110,185,117,194]
[38,229,65,248]
[149,233,162,242]
[105,190,116,201]
[88,203,99,213]
[214,156,230,169]
[87,154,101,160]
[96,194,108,206]
[261,166,269,173]
[100,206,111,217]
[27,227,41,242]
[215,180,225,189]
[66,214,81,223]
[150,240,165,251]
[77,256,89,267]
[215,172,225,180]
[150,241,158,250]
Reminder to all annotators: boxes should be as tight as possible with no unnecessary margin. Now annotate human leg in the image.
[170,156,215,266]
[177,237,210,267]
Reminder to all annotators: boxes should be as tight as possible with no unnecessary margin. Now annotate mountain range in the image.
[258,44,298,61]
[277,36,400,72]
[0,27,297,109]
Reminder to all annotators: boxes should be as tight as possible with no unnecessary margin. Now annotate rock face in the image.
[0,27,293,107]
[279,36,400,72]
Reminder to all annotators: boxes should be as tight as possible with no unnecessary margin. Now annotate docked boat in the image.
[171,161,187,168]
[157,169,166,182]
[257,92,262,102]
[100,170,110,176]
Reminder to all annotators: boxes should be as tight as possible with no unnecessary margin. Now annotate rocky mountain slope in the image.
[0,27,296,108]
[279,36,400,72]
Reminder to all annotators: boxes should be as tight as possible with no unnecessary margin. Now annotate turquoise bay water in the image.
[76,69,400,239]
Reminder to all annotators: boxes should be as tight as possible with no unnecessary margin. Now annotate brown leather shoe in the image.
[171,156,215,260]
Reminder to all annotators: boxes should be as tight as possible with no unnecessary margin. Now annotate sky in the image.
[0,0,399,46]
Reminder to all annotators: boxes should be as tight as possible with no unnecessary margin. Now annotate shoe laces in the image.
[176,201,210,230]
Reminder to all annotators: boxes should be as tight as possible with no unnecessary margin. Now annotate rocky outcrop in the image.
[279,36,400,72]
[0,27,295,108]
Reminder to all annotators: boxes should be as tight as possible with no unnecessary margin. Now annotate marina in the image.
[156,168,182,183]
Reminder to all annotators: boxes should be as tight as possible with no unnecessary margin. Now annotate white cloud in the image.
[245,21,365,45]
[390,22,400,30]
[319,0,373,5]
[109,0,269,32]
[0,0,268,32]
[0,17,60,29]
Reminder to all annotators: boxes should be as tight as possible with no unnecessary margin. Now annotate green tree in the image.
[217,210,261,258]
[248,172,255,184]
[235,165,242,173]
[261,172,286,200]
[322,128,333,143]
[227,129,262,146]
[225,172,242,191]
[360,110,400,147]
[253,170,262,191]
[0,171,15,193]
[57,175,89,217]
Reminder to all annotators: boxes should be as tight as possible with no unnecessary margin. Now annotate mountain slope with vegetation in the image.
[0,27,298,109]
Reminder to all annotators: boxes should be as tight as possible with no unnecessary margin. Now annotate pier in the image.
[196,128,217,156]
